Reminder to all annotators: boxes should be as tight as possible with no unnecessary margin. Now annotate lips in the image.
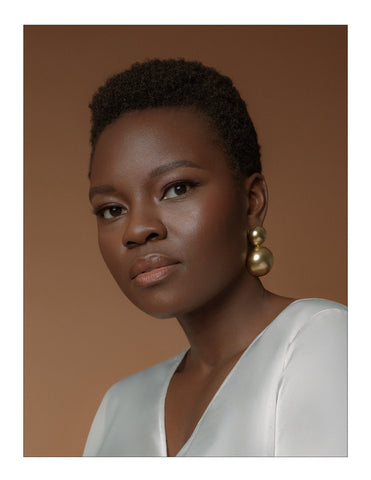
[129,254,180,281]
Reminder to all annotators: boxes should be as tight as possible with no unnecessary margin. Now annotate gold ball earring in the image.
[246,226,273,277]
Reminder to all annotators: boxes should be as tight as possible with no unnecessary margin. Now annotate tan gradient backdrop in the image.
[24,25,347,456]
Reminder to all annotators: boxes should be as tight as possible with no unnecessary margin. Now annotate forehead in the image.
[90,107,229,182]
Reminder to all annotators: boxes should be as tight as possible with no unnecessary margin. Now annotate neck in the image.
[176,272,279,370]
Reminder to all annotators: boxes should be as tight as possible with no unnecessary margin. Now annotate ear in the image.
[241,173,268,228]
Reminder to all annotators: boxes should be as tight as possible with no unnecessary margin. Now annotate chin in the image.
[132,301,181,320]
[127,288,206,320]
[130,293,217,320]
[123,288,184,320]
[149,311,177,320]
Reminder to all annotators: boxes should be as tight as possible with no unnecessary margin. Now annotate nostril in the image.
[147,232,159,242]
[125,232,159,249]
[125,240,138,248]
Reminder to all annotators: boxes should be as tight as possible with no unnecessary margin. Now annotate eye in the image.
[95,205,126,220]
[162,181,197,200]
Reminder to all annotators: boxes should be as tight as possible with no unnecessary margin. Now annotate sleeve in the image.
[274,307,347,456]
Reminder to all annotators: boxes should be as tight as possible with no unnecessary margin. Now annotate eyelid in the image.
[90,177,200,215]
[161,179,199,200]
[92,203,127,219]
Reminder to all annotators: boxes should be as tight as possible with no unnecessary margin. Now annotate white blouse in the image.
[83,298,347,456]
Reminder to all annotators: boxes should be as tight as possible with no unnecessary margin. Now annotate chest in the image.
[96,344,284,456]
[164,362,239,457]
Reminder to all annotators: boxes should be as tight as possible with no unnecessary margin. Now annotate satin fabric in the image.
[83,299,347,456]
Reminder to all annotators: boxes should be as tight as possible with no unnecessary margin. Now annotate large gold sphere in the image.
[247,246,273,277]
[248,226,266,246]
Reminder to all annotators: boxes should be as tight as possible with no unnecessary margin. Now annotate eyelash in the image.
[93,205,127,220]
[93,180,199,220]
[161,179,199,199]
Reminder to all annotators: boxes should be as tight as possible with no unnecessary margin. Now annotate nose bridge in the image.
[122,197,166,247]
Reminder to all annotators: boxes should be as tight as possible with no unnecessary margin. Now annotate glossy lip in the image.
[129,254,181,286]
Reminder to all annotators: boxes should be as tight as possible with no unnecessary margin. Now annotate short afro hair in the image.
[89,58,261,178]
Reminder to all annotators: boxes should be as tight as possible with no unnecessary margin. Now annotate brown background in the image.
[24,25,347,456]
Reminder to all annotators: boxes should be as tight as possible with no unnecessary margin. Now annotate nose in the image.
[122,206,167,248]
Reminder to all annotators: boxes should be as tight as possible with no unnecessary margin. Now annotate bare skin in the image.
[89,107,294,457]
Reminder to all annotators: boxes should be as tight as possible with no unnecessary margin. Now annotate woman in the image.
[83,59,347,457]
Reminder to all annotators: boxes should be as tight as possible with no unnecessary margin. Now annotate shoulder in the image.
[259,298,347,367]
[100,349,187,411]
[274,299,347,456]
[83,349,187,455]
[286,298,347,317]
[276,298,347,373]
[277,298,347,338]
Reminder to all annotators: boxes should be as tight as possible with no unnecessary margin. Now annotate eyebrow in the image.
[89,184,117,202]
[148,159,205,178]
[89,160,204,201]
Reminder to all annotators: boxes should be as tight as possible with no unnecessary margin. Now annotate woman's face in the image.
[89,108,252,318]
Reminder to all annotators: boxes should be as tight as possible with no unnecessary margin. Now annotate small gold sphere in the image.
[248,226,266,246]
[247,246,273,277]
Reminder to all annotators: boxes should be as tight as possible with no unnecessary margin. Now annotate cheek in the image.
[97,230,125,282]
[179,194,248,277]
[94,190,248,318]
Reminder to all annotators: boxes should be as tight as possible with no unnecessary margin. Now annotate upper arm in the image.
[274,308,347,456]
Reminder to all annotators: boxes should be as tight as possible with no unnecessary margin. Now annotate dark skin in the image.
[89,107,294,456]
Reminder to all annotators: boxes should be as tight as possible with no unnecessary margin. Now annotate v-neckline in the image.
[159,299,301,456]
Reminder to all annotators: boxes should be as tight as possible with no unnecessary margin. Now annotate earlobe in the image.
[241,173,268,226]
